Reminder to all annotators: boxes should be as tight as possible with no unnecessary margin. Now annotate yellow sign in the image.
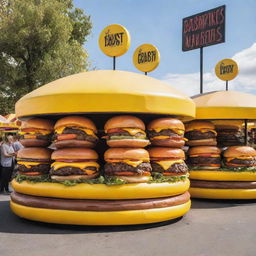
[99,24,130,57]
[133,44,160,72]
[215,58,238,81]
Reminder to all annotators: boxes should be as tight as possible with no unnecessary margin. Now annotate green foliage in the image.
[0,0,92,114]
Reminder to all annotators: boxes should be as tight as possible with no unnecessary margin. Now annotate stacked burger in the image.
[50,116,100,182]
[16,118,53,180]
[103,115,151,183]
[147,118,190,202]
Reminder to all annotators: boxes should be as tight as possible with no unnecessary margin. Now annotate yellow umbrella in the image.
[192,90,256,119]
[15,70,195,120]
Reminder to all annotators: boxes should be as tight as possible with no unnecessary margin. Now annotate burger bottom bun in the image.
[20,139,50,147]
[51,173,99,181]
[187,138,217,146]
[54,140,95,149]
[114,175,151,183]
[10,200,191,225]
[107,139,150,148]
[190,180,256,189]
[189,187,256,199]
[150,138,185,148]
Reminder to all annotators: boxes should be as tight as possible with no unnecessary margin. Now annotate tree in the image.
[0,0,92,114]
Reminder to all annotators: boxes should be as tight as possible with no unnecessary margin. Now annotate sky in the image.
[74,0,256,96]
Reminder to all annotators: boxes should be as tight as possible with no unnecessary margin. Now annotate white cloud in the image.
[163,43,256,96]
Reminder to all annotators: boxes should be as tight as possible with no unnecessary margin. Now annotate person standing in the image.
[0,135,16,194]
[12,134,24,152]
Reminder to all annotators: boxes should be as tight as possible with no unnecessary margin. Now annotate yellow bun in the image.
[188,146,221,155]
[148,147,185,159]
[10,200,191,226]
[104,148,150,161]
[11,179,190,199]
[223,146,256,158]
[189,170,256,181]
[54,116,96,132]
[107,139,149,148]
[189,187,256,199]
[147,118,184,131]
[17,147,52,160]
[185,120,215,130]
[21,118,54,131]
[186,138,217,146]
[52,148,98,160]
[104,115,145,130]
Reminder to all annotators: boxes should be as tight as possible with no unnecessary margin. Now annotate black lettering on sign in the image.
[104,30,124,47]
[182,5,225,51]
[138,50,157,64]
[220,63,234,74]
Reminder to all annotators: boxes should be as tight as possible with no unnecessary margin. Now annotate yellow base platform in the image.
[11,179,190,199]
[189,187,256,199]
[10,200,191,226]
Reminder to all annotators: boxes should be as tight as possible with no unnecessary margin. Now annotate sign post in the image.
[99,24,131,70]
[182,5,226,94]
[215,58,238,91]
[133,44,160,75]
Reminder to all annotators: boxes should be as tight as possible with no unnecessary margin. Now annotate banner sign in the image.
[182,5,225,51]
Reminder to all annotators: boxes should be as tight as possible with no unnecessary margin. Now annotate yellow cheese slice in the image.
[51,161,99,170]
[154,159,184,170]
[106,159,148,167]
[19,130,51,135]
[185,128,217,135]
[105,128,146,136]
[226,157,254,161]
[151,136,187,141]
[17,161,46,168]
[55,126,97,137]
[150,128,184,135]
[190,154,220,158]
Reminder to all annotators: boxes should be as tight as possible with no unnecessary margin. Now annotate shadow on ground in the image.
[191,198,256,209]
[0,198,181,234]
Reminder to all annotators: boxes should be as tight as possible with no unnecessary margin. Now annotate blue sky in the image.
[74,0,256,94]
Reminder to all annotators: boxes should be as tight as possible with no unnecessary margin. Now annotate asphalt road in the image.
[0,194,256,256]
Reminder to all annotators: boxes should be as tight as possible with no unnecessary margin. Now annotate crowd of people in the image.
[0,134,23,195]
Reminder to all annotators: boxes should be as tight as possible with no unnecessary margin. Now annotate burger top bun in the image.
[104,148,149,161]
[104,115,145,131]
[52,148,98,160]
[148,147,185,159]
[54,116,97,132]
[185,120,215,131]
[147,118,185,131]
[223,146,256,158]
[188,146,221,155]
[213,120,243,130]
[17,147,52,160]
[21,118,54,131]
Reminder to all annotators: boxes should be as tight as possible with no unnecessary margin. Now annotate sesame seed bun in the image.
[148,147,185,160]
[52,148,98,160]
[17,147,52,160]
[104,115,145,131]
[147,118,184,131]
[21,118,54,131]
[54,116,97,132]
[185,120,215,131]
[104,148,149,161]
[223,146,256,158]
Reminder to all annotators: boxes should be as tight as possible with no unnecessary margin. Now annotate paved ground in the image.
[0,194,256,256]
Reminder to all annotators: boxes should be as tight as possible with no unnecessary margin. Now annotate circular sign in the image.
[133,44,160,72]
[98,24,130,57]
[215,59,239,81]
